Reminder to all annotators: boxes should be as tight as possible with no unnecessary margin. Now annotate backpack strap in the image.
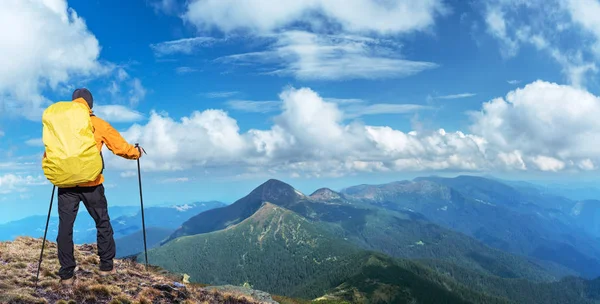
[89,113,105,174]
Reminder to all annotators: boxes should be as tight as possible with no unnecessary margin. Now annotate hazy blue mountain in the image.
[0,205,139,243]
[415,175,577,215]
[0,202,224,244]
[111,201,226,239]
[342,176,600,278]
[541,183,600,201]
[115,227,174,258]
[568,200,600,237]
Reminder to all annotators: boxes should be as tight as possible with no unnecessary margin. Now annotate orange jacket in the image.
[44,98,141,187]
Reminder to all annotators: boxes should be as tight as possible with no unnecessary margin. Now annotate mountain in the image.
[145,199,600,304]
[570,200,600,237]
[166,179,564,283]
[342,176,600,278]
[0,236,280,304]
[115,227,174,258]
[423,259,600,304]
[143,202,511,303]
[0,201,225,244]
[0,205,139,243]
[112,201,226,238]
[166,179,304,241]
[148,202,360,298]
[414,175,577,214]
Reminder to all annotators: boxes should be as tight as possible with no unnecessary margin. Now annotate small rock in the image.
[153,284,174,292]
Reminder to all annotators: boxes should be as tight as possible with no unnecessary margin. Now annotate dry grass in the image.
[0,237,275,304]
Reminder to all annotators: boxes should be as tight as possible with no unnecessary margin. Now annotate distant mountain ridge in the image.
[0,201,225,247]
[146,178,600,303]
[161,178,578,283]
[341,175,600,278]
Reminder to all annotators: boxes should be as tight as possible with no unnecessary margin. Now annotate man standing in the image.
[44,88,142,285]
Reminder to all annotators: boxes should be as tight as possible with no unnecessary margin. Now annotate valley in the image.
[4,175,600,303]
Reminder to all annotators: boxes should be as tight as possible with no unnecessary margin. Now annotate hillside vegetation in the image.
[166,179,562,284]
[144,203,512,303]
[0,237,279,304]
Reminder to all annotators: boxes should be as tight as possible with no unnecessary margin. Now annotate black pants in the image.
[57,184,115,279]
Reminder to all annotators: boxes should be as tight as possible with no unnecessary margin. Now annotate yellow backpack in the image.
[42,101,103,188]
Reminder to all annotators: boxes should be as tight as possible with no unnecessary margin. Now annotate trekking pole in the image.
[135,143,148,271]
[36,185,56,288]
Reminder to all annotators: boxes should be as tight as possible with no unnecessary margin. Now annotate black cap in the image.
[72,88,93,109]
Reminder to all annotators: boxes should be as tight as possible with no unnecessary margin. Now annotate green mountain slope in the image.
[423,259,600,304]
[165,179,306,242]
[142,203,509,303]
[309,253,513,304]
[146,202,360,298]
[165,179,562,284]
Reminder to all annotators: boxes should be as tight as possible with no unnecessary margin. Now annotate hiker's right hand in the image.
[135,144,145,158]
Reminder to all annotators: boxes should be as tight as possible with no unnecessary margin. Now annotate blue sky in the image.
[2,0,600,223]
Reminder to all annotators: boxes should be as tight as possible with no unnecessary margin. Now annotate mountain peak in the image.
[248,179,305,206]
[310,188,342,200]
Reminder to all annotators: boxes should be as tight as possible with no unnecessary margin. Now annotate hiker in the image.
[42,88,143,285]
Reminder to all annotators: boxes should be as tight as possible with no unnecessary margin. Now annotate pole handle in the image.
[135,143,147,155]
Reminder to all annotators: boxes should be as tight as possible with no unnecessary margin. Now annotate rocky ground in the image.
[0,237,281,304]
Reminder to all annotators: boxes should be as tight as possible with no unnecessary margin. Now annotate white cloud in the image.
[437,93,476,99]
[507,80,520,85]
[578,159,596,171]
[25,138,44,147]
[148,0,179,15]
[469,80,600,169]
[94,105,144,123]
[0,174,47,194]
[566,0,600,55]
[117,68,129,81]
[226,100,280,113]
[120,171,137,178]
[220,31,438,80]
[227,96,428,117]
[203,91,239,98]
[102,81,600,176]
[482,0,599,88]
[107,68,148,107]
[324,98,365,104]
[485,6,518,58]
[179,1,445,81]
[175,67,198,74]
[531,156,565,172]
[0,161,37,172]
[0,0,106,120]
[128,79,147,106]
[183,0,447,35]
[161,177,190,183]
[344,104,433,118]
[150,37,220,57]
[104,86,485,175]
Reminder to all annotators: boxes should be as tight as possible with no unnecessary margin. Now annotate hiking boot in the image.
[60,276,75,286]
[99,268,117,276]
